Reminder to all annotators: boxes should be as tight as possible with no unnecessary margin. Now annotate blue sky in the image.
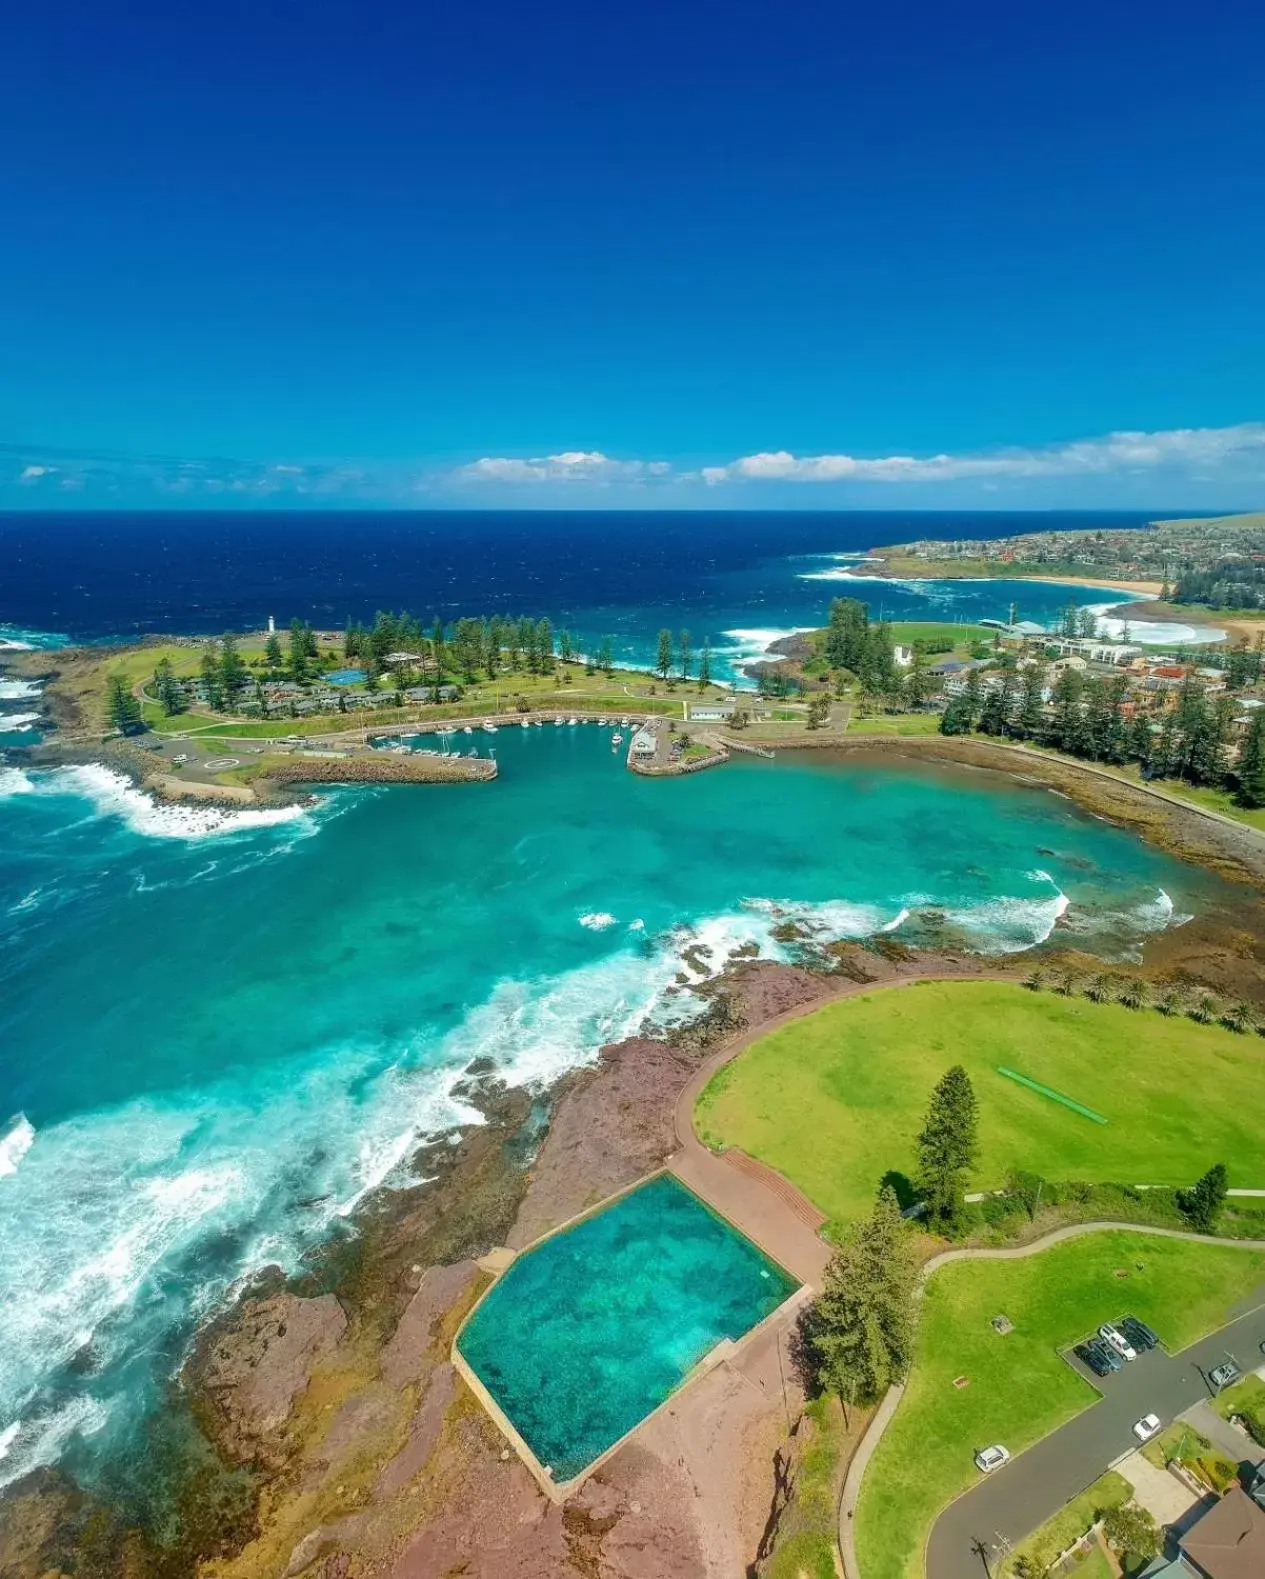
[3,0,1264,509]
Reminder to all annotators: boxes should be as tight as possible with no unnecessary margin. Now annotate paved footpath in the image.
[925,1283,1265,1579]
[840,1224,1265,1579]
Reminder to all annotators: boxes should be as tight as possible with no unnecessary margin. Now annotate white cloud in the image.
[702,423,1265,485]
[455,450,665,484]
[18,464,54,482]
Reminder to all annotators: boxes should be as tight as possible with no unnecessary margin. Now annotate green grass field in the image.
[887,620,991,653]
[856,1231,1265,1579]
[695,981,1265,1225]
[846,713,942,736]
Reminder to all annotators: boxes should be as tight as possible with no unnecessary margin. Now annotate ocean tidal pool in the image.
[456,1173,799,1481]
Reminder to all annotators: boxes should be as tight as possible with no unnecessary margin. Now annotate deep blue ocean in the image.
[0,510,1229,1499]
[0,509,1217,683]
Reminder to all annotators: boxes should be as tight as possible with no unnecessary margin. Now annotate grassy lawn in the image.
[1071,1546,1114,1579]
[695,981,1265,1227]
[763,1395,852,1579]
[1000,1472,1129,1579]
[846,713,942,736]
[856,1232,1265,1579]
[887,620,991,654]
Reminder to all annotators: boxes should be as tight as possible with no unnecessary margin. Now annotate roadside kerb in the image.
[839,1222,1265,1579]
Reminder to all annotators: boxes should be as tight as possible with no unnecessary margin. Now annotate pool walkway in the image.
[669,968,1012,1287]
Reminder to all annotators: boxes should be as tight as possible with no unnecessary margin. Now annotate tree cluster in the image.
[1174,562,1265,611]
[942,664,1265,803]
[1177,1162,1229,1233]
[822,598,899,693]
[800,1187,917,1409]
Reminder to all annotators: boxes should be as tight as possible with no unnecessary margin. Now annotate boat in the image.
[534,720,543,727]
[611,732,623,748]
[463,725,473,734]
[621,717,630,727]
[482,722,498,734]
[554,718,564,727]
[520,719,530,729]
[568,717,578,726]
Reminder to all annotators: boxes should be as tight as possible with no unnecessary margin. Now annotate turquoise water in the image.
[0,726,1226,1493]
[457,1173,798,1480]
[326,667,366,685]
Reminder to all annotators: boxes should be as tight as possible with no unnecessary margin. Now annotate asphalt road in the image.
[926,1286,1265,1579]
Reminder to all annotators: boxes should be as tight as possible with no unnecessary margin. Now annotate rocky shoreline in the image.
[6,653,1265,1578]
[6,871,1263,1579]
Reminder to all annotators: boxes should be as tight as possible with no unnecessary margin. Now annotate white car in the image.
[974,1444,1011,1473]
[1099,1323,1138,1362]
[1133,1413,1162,1443]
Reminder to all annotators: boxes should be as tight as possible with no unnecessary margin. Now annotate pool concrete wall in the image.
[451,1168,812,1502]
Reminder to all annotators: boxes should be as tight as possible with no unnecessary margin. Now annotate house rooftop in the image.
[1179,1487,1265,1579]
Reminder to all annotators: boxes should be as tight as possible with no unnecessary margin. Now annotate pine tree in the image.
[559,629,573,664]
[656,628,673,681]
[917,1066,979,1231]
[106,673,144,734]
[1236,708,1265,807]
[287,618,309,683]
[904,647,930,711]
[153,658,185,716]
[938,695,973,735]
[962,665,982,727]
[801,1187,917,1408]
[698,639,712,690]
[431,618,446,678]
[218,635,249,707]
[199,650,225,710]
[264,632,284,674]
[1016,666,1045,738]
[1177,1163,1228,1233]
[677,629,692,683]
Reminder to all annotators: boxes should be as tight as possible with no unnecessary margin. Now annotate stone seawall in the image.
[263,754,497,787]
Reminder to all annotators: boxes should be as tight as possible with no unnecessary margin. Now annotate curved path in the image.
[838,1220,1265,1579]
[667,968,1011,1284]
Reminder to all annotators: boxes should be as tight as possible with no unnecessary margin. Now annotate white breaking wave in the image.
[578,911,618,930]
[0,1421,20,1462]
[0,1116,35,1179]
[719,627,817,666]
[940,890,1070,954]
[0,768,34,798]
[797,567,935,592]
[0,712,41,729]
[0,679,40,701]
[1084,603,1224,647]
[35,765,315,840]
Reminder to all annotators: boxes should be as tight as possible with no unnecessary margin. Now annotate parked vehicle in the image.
[974,1444,1011,1473]
[1210,1360,1241,1391]
[1099,1323,1138,1361]
[1132,1413,1162,1442]
[1120,1316,1159,1352]
[1076,1342,1114,1378]
[1089,1337,1123,1372]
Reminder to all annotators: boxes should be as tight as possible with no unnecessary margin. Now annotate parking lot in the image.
[926,1287,1265,1579]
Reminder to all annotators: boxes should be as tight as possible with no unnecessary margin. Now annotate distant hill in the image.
[1150,511,1265,532]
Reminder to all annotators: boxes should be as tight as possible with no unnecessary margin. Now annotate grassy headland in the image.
[856,1230,1265,1579]
[696,980,1265,1226]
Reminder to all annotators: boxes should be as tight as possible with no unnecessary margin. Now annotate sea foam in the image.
[0,1116,35,1179]
[39,765,315,840]
[0,768,34,799]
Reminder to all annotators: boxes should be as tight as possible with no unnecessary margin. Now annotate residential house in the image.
[1174,1486,1265,1579]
